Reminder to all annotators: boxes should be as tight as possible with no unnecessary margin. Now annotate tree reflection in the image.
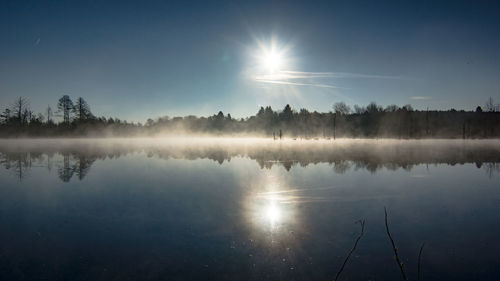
[0,151,97,182]
[1,139,500,182]
[73,155,95,180]
[58,153,74,182]
[0,152,33,180]
[483,163,500,179]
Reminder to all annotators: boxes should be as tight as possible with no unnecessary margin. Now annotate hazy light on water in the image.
[263,199,281,228]
[245,176,297,234]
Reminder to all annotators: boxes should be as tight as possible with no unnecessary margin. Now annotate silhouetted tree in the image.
[485,97,499,112]
[281,104,293,122]
[1,96,500,139]
[366,102,382,114]
[334,102,352,138]
[385,104,399,112]
[11,97,29,126]
[334,102,351,115]
[57,95,74,124]
[74,97,93,122]
[0,108,12,124]
[353,105,366,114]
[46,105,53,124]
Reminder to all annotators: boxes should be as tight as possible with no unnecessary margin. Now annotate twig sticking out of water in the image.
[417,243,425,281]
[334,219,366,281]
[384,207,409,281]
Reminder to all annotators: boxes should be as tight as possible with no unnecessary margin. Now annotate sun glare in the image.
[260,49,284,73]
[264,201,281,225]
[251,38,291,76]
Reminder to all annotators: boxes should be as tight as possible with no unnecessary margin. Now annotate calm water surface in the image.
[0,139,499,281]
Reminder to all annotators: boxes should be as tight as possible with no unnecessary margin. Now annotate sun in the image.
[251,38,291,75]
[259,49,284,73]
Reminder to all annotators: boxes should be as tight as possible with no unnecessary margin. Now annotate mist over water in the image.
[0,138,499,280]
[1,138,500,176]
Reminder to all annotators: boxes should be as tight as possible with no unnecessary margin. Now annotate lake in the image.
[0,138,499,281]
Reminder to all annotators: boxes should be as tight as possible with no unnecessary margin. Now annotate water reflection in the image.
[264,201,281,227]
[246,176,291,234]
[0,151,97,182]
[1,139,500,181]
[1,139,499,280]
[253,195,285,232]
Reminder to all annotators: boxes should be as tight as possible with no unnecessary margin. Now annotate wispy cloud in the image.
[33,38,40,46]
[254,79,343,89]
[411,96,431,100]
[280,71,403,80]
[253,70,404,89]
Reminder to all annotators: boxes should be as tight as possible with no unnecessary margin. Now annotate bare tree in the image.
[485,97,499,112]
[334,102,351,115]
[332,111,336,140]
[46,105,53,124]
[366,102,382,113]
[385,207,409,281]
[402,104,414,112]
[11,97,29,125]
[385,104,399,112]
[353,104,366,114]
[332,102,351,139]
[486,97,494,112]
[333,220,366,281]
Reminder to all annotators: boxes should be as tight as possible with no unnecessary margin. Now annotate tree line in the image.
[1,95,500,138]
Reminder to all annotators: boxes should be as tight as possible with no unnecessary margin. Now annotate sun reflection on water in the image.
[246,179,297,234]
[263,199,281,228]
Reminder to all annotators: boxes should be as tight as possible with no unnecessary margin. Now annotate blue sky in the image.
[1,0,499,122]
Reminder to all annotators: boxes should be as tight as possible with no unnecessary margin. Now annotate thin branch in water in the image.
[417,243,425,281]
[334,219,366,281]
[384,207,409,281]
